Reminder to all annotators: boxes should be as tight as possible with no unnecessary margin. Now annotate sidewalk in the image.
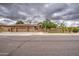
[0,32,79,36]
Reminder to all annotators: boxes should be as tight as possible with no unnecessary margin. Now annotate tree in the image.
[49,21,57,28]
[68,27,73,33]
[59,22,66,33]
[40,19,57,32]
[41,20,49,32]
[16,21,24,24]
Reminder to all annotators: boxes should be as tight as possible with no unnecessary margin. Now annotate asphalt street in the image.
[0,35,79,56]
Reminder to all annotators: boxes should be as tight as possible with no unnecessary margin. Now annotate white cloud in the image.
[0,5,9,13]
[30,8,36,11]
[44,3,54,8]
[52,8,75,17]
[18,11,28,16]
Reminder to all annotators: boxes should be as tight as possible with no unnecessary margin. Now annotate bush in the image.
[72,28,79,33]
[16,21,24,24]
[68,27,72,32]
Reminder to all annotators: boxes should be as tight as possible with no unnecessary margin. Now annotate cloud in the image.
[0,3,79,21]
[18,11,28,16]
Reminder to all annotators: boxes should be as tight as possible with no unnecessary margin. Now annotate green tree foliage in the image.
[72,27,79,33]
[40,19,57,32]
[59,22,66,33]
[16,21,24,24]
[68,27,73,32]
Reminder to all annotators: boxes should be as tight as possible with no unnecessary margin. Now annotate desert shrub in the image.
[72,28,79,33]
[68,27,72,32]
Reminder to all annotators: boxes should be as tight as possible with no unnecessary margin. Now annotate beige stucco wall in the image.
[0,25,43,32]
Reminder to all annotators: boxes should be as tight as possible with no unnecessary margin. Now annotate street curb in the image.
[0,32,79,36]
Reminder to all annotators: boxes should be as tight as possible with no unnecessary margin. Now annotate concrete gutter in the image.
[0,32,79,36]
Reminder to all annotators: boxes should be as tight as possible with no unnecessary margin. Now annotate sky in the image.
[0,3,79,21]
